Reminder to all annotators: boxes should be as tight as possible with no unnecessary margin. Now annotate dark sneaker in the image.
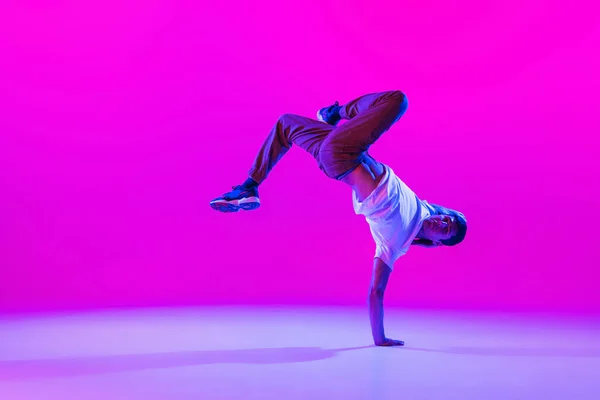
[210,185,260,213]
[317,101,342,125]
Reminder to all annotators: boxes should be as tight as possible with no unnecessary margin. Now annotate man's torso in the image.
[352,162,430,269]
[341,154,386,202]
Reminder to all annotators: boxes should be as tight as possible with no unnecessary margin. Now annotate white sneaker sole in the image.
[210,197,261,213]
[317,110,325,122]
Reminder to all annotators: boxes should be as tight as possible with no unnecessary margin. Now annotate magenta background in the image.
[1,1,599,312]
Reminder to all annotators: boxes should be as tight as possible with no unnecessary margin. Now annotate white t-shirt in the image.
[352,164,430,270]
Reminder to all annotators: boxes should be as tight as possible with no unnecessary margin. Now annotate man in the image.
[210,90,468,347]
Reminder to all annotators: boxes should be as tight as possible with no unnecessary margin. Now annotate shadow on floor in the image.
[4,344,597,381]
[0,346,372,381]
[406,346,600,358]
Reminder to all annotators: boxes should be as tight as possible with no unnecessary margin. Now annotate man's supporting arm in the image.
[368,257,404,346]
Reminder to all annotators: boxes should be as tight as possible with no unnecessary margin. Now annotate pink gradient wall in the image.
[1,1,599,312]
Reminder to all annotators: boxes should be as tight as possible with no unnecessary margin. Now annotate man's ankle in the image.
[332,105,343,121]
[242,177,259,188]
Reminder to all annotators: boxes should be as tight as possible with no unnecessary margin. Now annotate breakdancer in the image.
[210,90,467,346]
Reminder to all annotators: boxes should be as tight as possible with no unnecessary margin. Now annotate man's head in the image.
[414,204,467,247]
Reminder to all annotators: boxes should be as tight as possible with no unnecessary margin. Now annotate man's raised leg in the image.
[210,114,333,212]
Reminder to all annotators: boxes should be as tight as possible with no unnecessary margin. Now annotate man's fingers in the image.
[378,339,404,346]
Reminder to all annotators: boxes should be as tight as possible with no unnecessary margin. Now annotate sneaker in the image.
[317,101,342,126]
[210,185,260,213]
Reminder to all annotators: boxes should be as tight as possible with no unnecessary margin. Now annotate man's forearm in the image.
[367,258,404,347]
[368,291,386,344]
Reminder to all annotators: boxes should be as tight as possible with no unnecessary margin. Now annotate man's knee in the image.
[278,113,299,126]
[384,91,408,118]
[388,90,406,101]
[390,90,408,107]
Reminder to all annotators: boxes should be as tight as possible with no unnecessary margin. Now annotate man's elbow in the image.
[368,287,385,302]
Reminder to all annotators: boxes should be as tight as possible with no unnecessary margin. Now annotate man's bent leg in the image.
[210,114,332,212]
[319,91,408,180]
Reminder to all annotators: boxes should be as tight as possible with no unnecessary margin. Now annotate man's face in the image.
[421,214,457,243]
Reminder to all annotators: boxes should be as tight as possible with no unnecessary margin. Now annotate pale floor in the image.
[0,306,598,400]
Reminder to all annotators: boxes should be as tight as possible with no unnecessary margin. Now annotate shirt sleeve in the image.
[375,244,408,271]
